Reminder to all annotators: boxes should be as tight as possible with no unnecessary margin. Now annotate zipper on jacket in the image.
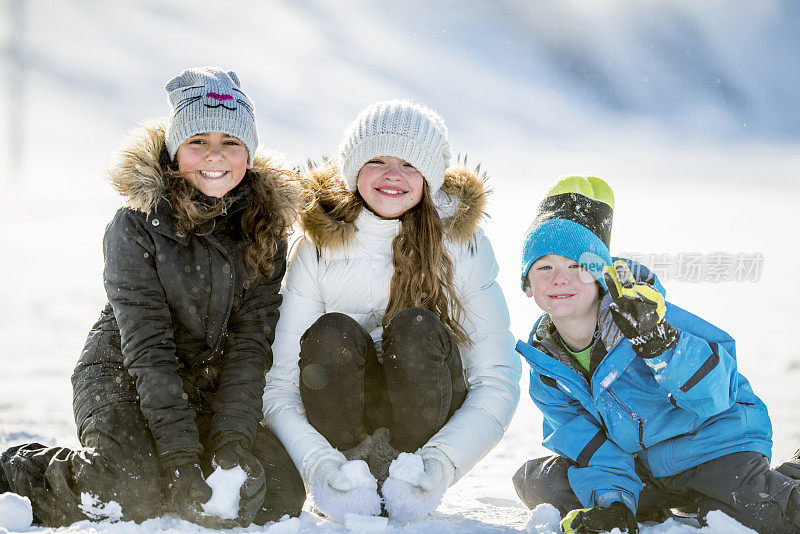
[638,420,645,450]
[205,234,235,355]
[606,388,647,450]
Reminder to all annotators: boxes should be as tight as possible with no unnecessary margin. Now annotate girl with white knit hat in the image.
[261,99,521,522]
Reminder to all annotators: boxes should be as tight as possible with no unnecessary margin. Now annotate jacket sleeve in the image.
[424,230,521,482]
[210,239,288,451]
[641,307,739,419]
[528,368,641,512]
[102,209,201,467]
[261,238,333,482]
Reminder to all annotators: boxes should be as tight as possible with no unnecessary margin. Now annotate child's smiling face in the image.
[525,254,600,319]
[356,156,425,219]
[176,132,250,198]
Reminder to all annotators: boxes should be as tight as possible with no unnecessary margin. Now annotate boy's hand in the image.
[561,502,639,533]
[603,260,679,358]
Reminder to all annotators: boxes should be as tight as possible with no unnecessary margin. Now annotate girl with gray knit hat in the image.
[0,67,303,528]
[262,99,521,522]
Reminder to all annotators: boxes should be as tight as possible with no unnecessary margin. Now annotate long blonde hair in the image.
[387,187,471,347]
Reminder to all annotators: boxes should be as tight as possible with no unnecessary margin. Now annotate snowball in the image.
[341,460,377,490]
[312,477,381,521]
[344,512,389,532]
[388,452,424,485]
[78,492,122,521]
[201,465,247,519]
[524,503,561,533]
[0,492,33,531]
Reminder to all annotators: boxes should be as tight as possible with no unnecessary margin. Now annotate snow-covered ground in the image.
[1,1,799,533]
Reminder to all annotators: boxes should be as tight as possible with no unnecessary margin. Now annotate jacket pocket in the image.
[605,389,647,451]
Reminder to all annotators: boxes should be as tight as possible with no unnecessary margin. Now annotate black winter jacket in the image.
[75,121,295,469]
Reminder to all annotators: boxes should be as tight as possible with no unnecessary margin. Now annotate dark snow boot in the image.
[366,427,400,485]
[342,432,375,463]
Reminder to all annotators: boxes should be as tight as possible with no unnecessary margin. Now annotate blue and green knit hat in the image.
[521,175,614,290]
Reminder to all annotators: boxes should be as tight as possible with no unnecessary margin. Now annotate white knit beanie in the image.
[336,100,451,196]
[164,67,258,165]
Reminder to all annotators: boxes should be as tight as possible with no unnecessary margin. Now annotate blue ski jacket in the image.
[516,266,772,512]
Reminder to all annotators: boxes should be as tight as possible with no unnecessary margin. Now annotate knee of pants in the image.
[300,313,370,364]
[82,448,162,522]
[513,456,578,513]
[384,307,443,338]
[303,312,364,343]
[8,443,163,525]
[300,315,372,396]
[113,472,164,522]
[383,307,451,362]
[257,472,306,524]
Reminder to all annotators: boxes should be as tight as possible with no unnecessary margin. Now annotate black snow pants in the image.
[513,452,800,534]
[298,308,467,453]
[0,327,304,527]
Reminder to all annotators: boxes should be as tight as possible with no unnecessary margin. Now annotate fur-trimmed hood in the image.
[299,161,489,250]
[106,118,297,221]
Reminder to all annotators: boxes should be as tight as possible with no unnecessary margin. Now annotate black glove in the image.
[167,462,236,529]
[603,260,679,358]
[213,441,267,527]
[776,449,800,479]
[561,501,639,533]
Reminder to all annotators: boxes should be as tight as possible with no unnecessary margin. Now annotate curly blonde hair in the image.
[161,148,296,281]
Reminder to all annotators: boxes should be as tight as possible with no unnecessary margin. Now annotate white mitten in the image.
[382,447,455,522]
[304,448,381,523]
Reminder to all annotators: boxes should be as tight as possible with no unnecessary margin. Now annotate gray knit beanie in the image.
[164,67,258,165]
[336,100,451,196]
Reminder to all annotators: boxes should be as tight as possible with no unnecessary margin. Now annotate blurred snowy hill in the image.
[2,0,800,184]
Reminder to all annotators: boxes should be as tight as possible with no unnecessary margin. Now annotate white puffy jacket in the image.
[262,164,521,486]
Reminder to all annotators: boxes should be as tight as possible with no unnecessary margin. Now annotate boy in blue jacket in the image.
[512,176,800,534]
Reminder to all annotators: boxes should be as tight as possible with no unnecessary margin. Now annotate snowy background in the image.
[1,0,799,532]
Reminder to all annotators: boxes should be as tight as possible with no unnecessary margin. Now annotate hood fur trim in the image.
[106,118,297,217]
[300,160,489,249]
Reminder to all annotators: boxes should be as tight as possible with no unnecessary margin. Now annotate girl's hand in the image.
[382,447,454,521]
[167,462,236,528]
[212,442,266,527]
[305,449,381,522]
